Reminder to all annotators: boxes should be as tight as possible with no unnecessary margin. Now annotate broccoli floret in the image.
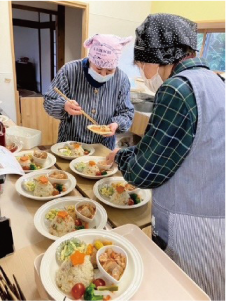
[30,163,37,170]
[56,183,63,192]
[75,225,85,230]
[84,283,103,300]
[130,193,141,204]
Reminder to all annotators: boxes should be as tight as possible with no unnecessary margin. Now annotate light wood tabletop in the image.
[54,144,152,229]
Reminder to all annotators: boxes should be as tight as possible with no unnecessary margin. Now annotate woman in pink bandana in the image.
[44,34,134,150]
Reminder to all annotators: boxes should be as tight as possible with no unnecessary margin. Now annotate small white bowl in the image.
[47,170,69,184]
[97,160,113,171]
[33,151,48,166]
[75,200,97,223]
[96,245,128,285]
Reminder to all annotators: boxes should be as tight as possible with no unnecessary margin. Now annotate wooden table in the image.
[55,144,152,229]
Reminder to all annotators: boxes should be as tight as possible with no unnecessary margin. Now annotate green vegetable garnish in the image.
[75,225,85,230]
[84,283,103,300]
[30,163,37,170]
[130,193,141,204]
[97,285,118,292]
[101,171,107,175]
[56,183,63,192]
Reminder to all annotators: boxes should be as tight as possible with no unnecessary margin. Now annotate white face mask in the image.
[88,67,114,83]
[140,66,163,93]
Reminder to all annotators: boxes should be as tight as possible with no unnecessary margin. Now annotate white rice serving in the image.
[72,145,84,156]
[49,215,75,237]
[33,180,54,197]
[56,255,94,292]
[83,163,99,175]
[110,190,130,205]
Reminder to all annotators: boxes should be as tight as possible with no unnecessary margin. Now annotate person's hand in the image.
[106,148,120,165]
[64,100,82,115]
[103,123,119,137]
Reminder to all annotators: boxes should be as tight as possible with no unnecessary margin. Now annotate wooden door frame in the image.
[41,0,89,58]
[8,1,21,124]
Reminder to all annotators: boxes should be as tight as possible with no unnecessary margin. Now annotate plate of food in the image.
[93,177,151,209]
[87,125,112,136]
[51,141,95,160]
[15,150,56,172]
[15,169,76,201]
[40,229,143,301]
[34,197,108,240]
[69,156,118,179]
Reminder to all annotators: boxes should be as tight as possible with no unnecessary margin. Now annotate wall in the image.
[87,1,151,80]
[65,7,83,62]
[0,2,17,122]
[150,1,225,21]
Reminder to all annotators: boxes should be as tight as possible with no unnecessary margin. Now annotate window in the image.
[197,21,225,72]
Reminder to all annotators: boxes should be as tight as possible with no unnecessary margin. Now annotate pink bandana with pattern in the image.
[84,34,132,69]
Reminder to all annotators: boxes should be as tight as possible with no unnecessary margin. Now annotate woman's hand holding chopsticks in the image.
[64,100,82,116]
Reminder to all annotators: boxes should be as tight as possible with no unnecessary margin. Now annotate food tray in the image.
[34,224,210,300]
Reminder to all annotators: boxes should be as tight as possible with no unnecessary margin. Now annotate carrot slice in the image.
[57,211,68,218]
[70,251,85,265]
[38,176,49,184]
[116,185,125,194]
[20,156,29,161]
[89,161,96,166]
[73,143,80,149]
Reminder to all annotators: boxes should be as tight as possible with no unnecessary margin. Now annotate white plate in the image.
[14,150,56,173]
[40,229,143,301]
[87,124,112,135]
[34,196,108,240]
[15,169,76,201]
[69,156,118,179]
[0,115,9,123]
[93,176,151,209]
[51,141,95,160]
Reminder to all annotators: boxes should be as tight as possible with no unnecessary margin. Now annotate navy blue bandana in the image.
[134,13,197,65]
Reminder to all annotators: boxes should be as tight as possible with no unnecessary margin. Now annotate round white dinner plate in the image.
[93,176,152,209]
[14,150,56,173]
[69,156,118,179]
[34,196,108,240]
[51,141,95,160]
[15,169,76,201]
[87,124,112,135]
[40,229,144,301]
[0,115,9,123]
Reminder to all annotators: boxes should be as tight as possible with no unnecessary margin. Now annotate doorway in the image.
[12,1,88,96]
[10,0,89,144]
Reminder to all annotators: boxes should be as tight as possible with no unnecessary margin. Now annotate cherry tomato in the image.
[93,278,106,287]
[128,199,134,206]
[71,283,85,300]
[75,219,82,226]
[96,171,102,176]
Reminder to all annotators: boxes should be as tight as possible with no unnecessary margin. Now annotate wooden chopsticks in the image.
[0,266,26,300]
[54,87,98,125]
